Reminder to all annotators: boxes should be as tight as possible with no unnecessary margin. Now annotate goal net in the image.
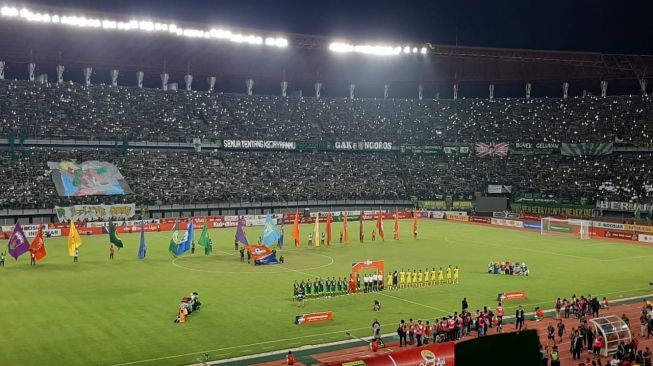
[540,217,591,240]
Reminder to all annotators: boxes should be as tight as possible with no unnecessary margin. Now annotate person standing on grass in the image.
[109,245,115,260]
[0,252,5,267]
[73,248,79,263]
[516,305,525,330]
[462,298,469,312]
[30,251,36,266]
[234,235,239,251]
[239,247,245,262]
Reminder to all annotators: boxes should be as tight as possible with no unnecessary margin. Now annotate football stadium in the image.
[1,2,652,366]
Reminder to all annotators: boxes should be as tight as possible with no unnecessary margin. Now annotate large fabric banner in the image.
[596,201,653,213]
[399,144,443,154]
[48,161,132,197]
[222,139,296,150]
[560,143,613,156]
[510,142,559,155]
[334,141,393,151]
[443,143,470,154]
[475,142,509,157]
[55,204,136,222]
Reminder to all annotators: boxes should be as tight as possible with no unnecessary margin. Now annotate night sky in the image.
[27,0,653,54]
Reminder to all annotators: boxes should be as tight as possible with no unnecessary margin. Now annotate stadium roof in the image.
[0,3,651,96]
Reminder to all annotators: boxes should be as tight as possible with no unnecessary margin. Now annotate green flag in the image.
[108,220,124,249]
[168,221,181,257]
[197,222,213,255]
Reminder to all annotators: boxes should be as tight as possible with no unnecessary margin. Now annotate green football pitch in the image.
[1,220,651,366]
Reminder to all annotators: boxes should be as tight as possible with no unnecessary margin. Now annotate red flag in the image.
[326,212,333,245]
[377,209,385,240]
[29,225,47,261]
[291,209,301,247]
[413,208,418,239]
[359,211,364,243]
[394,208,400,240]
[343,211,350,244]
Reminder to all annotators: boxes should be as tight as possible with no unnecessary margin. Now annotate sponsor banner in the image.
[488,185,512,194]
[561,142,613,156]
[493,211,520,219]
[510,142,560,155]
[624,224,653,233]
[592,221,625,230]
[546,224,572,233]
[222,139,296,150]
[320,342,455,366]
[638,234,653,243]
[498,291,527,301]
[447,214,470,222]
[514,197,560,204]
[55,204,136,222]
[2,224,43,232]
[24,229,61,237]
[523,222,542,230]
[520,214,541,221]
[295,311,333,325]
[604,230,638,241]
[86,219,159,228]
[47,160,132,197]
[471,217,492,224]
[296,141,331,150]
[429,211,445,219]
[596,201,653,213]
[491,218,524,228]
[420,200,473,210]
[475,142,509,157]
[443,143,471,155]
[511,203,597,218]
[399,144,443,155]
[334,141,392,151]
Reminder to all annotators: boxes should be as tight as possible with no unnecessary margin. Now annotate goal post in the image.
[540,217,591,240]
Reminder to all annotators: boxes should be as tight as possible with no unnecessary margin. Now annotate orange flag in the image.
[291,209,301,247]
[413,208,418,239]
[29,225,47,261]
[326,212,333,245]
[377,209,385,241]
[394,208,400,240]
[343,211,350,244]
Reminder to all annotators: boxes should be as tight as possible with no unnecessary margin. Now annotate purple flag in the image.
[8,223,30,260]
[236,217,249,245]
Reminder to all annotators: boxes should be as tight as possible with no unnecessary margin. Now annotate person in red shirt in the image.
[286,351,295,365]
[30,251,36,266]
[424,321,431,345]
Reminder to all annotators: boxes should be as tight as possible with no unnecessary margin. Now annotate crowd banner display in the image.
[47,160,132,197]
[295,141,331,151]
[492,211,520,219]
[488,185,512,194]
[596,201,653,213]
[514,196,560,204]
[55,204,136,222]
[333,141,393,151]
[294,311,333,325]
[511,203,597,218]
[509,142,560,155]
[560,142,613,156]
[475,142,509,157]
[420,200,473,210]
[399,144,443,154]
[222,139,296,150]
[443,143,470,154]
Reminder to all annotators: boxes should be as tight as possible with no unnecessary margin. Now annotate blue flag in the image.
[177,222,194,255]
[138,221,147,259]
[261,215,280,247]
[278,227,284,249]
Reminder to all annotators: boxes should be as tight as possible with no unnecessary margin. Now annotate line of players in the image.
[392,265,460,288]
[293,276,354,300]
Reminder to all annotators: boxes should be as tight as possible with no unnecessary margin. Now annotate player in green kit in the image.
[319,278,325,296]
[293,281,299,301]
[314,278,320,298]
[305,279,312,298]
[336,278,342,294]
[331,277,337,294]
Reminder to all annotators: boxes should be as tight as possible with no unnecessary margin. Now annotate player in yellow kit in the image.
[438,267,444,285]
[411,270,418,287]
[399,269,406,288]
[453,266,460,284]
[446,265,453,284]
[417,270,423,287]
[405,269,412,287]
[430,268,437,286]
[423,269,430,287]
[387,272,393,289]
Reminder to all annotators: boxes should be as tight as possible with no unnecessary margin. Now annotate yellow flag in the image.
[68,221,83,256]
[314,213,320,247]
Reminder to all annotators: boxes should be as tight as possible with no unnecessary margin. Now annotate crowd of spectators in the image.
[2,79,653,209]
[2,147,653,209]
[1,80,653,144]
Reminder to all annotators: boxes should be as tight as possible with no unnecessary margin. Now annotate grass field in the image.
[1,219,651,366]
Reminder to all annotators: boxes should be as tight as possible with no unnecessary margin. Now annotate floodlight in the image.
[420,47,427,54]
